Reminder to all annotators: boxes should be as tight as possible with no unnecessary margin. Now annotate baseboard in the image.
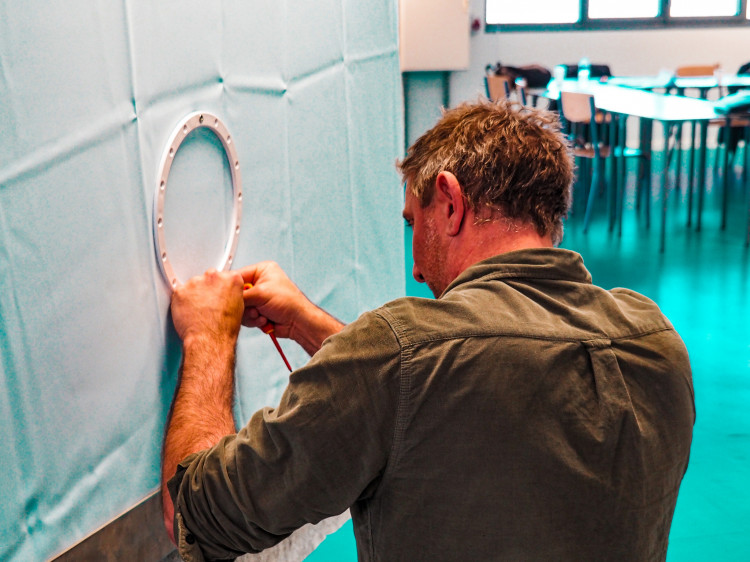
[50,490,351,562]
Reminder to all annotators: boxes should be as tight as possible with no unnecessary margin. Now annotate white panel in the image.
[399,0,470,71]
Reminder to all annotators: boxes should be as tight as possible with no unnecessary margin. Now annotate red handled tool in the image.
[244,283,292,372]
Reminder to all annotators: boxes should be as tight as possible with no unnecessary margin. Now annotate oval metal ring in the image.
[153,111,242,291]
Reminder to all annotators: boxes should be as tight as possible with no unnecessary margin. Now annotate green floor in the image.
[307,151,750,560]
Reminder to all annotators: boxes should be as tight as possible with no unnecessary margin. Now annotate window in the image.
[485,0,749,30]
[670,0,738,17]
[485,0,578,25]
[589,0,659,19]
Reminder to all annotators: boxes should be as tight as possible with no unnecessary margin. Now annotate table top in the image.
[606,74,750,91]
[544,81,721,122]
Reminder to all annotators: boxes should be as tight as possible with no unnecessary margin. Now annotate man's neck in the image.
[446,218,554,284]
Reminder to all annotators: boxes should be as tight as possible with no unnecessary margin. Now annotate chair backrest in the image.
[485,74,512,101]
[560,91,596,124]
[675,64,720,77]
[560,91,602,155]
[561,63,612,79]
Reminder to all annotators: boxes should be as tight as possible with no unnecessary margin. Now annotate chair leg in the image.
[617,156,626,237]
[713,137,723,190]
[583,157,602,234]
[746,133,750,246]
[572,156,587,217]
[696,121,709,232]
[686,121,696,227]
[674,123,684,191]
[621,152,648,237]
[640,158,650,228]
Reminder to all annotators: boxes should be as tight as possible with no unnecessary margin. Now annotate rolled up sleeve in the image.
[167,311,401,561]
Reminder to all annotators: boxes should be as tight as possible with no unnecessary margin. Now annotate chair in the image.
[675,64,720,78]
[670,65,721,218]
[560,63,612,80]
[688,83,750,233]
[484,74,512,101]
[484,68,527,105]
[709,111,750,233]
[560,92,611,233]
[674,64,721,98]
[714,62,750,237]
[708,67,750,232]
[560,91,645,234]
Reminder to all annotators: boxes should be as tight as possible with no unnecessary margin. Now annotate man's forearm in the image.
[161,334,238,543]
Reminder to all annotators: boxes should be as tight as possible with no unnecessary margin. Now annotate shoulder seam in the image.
[391,325,677,349]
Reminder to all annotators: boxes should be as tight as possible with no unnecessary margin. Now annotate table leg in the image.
[721,116,731,230]
[617,113,627,236]
[661,122,678,253]
[745,126,750,247]
[607,115,618,229]
[642,119,653,229]
[675,122,684,194]
[696,121,708,232]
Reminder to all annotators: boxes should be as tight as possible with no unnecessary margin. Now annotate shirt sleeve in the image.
[167,309,401,561]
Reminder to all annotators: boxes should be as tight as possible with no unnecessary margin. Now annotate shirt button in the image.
[185,533,196,545]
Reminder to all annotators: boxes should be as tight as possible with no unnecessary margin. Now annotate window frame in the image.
[485,0,750,32]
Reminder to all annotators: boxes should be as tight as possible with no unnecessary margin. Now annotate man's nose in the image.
[412,264,425,283]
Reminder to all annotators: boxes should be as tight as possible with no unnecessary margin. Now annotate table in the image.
[607,74,750,95]
[545,81,723,251]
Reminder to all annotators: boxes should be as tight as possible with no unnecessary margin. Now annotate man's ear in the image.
[435,171,465,236]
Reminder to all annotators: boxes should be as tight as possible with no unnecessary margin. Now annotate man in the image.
[162,100,695,561]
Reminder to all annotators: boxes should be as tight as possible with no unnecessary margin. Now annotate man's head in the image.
[398,99,573,246]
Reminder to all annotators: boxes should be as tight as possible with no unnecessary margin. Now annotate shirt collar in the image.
[441,248,592,298]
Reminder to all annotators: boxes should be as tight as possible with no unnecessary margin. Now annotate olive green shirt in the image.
[168,248,695,561]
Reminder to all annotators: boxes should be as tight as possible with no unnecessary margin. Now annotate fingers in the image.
[238,261,281,288]
[238,261,302,339]
[170,269,245,342]
[241,305,265,327]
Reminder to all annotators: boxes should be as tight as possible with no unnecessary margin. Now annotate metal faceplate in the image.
[153,112,242,290]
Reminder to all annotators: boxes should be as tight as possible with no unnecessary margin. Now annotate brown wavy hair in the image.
[397,99,574,245]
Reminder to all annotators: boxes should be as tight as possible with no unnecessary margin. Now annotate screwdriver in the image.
[243,283,293,372]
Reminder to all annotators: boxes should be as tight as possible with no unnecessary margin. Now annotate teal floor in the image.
[306,151,750,560]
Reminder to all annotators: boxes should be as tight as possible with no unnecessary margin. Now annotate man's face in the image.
[403,187,447,298]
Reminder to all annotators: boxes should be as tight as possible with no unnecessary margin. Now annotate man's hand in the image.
[171,269,245,345]
[239,261,310,338]
[239,261,345,356]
